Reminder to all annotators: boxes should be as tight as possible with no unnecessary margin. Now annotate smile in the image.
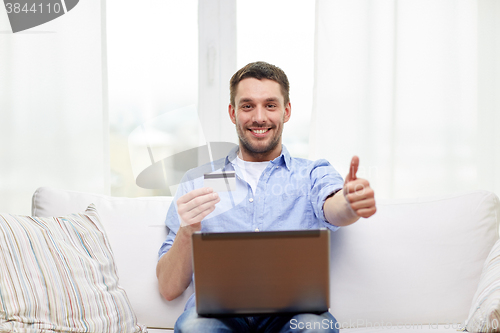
[250,128,270,134]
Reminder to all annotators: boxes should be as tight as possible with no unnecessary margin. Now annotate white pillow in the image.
[465,239,500,332]
[0,204,146,333]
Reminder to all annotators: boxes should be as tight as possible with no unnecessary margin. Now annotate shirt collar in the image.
[225,144,292,171]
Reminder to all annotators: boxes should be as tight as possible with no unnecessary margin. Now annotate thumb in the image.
[345,156,359,184]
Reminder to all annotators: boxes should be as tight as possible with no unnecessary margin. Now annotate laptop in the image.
[191,228,330,317]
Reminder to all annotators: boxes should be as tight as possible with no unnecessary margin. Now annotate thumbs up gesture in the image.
[343,156,376,218]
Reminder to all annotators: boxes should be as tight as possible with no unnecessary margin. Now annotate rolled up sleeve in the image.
[309,159,344,231]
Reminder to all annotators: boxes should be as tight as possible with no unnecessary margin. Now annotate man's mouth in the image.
[250,128,270,134]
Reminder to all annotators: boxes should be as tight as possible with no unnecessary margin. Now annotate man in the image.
[157,62,376,332]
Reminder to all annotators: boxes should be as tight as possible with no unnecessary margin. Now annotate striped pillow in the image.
[0,204,147,333]
[465,239,500,332]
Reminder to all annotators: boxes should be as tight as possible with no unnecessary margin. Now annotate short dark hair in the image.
[229,61,290,107]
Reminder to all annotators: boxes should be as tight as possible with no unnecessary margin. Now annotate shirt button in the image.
[255,228,259,232]
[249,198,254,203]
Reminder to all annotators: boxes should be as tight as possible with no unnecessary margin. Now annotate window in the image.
[108,0,315,197]
[108,0,198,197]
[237,0,315,158]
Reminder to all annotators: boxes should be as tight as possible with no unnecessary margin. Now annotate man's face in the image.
[229,78,291,162]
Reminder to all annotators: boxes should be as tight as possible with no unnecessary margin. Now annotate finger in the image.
[344,179,370,196]
[184,196,221,221]
[354,207,377,218]
[178,192,219,216]
[346,186,374,203]
[179,191,220,226]
[177,188,217,213]
[350,198,376,211]
[177,187,214,205]
[345,156,359,183]
[181,204,218,227]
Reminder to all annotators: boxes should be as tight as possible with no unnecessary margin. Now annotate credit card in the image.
[203,171,236,192]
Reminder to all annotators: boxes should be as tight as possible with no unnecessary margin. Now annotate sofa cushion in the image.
[31,187,193,330]
[0,204,146,332]
[330,190,500,326]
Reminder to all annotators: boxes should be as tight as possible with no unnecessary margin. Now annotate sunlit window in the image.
[108,0,198,197]
[108,1,315,197]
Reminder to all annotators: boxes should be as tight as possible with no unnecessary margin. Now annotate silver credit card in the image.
[203,171,236,192]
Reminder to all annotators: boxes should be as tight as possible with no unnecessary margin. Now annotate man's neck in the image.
[238,143,282,162]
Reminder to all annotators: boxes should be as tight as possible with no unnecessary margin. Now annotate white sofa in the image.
[27,187,500,332]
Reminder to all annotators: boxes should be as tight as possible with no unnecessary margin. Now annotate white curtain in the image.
[311,0,500,199]
[0,1,108,214]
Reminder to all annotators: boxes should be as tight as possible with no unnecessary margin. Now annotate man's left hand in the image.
[343,156,376,218]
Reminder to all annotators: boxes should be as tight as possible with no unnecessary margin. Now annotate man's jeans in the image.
[175,307,339,333]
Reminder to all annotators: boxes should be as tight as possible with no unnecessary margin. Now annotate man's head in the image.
[230,62,290,107]
[228,62,291,162]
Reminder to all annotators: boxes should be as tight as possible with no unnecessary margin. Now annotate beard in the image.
[235,121,283,157]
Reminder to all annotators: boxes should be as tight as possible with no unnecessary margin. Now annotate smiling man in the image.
[156,62,376,333]
[230,72,290,162]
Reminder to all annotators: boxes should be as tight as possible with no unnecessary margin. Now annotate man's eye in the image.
[242,105,252,109]
[267,104,277,108]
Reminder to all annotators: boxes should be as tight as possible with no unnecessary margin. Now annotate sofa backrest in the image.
[32,186,191,330]
[329,190,499,328]
[32,187,500,329]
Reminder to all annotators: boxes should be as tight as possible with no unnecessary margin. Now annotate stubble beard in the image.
[236,122,283,158]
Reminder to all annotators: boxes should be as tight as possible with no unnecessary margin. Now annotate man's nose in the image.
[253,105,267,124]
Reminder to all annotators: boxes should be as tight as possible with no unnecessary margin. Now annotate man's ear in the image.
[229,104,236,124]
[284,102,291,123]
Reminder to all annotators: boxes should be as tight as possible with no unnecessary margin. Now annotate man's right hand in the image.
[157,187,220,301]
[177,187,220,230]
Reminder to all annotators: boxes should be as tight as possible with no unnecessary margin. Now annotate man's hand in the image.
[324,156,376,227]
[156,187,220,301]
[343,156,376,218]
[177,187,220,230]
